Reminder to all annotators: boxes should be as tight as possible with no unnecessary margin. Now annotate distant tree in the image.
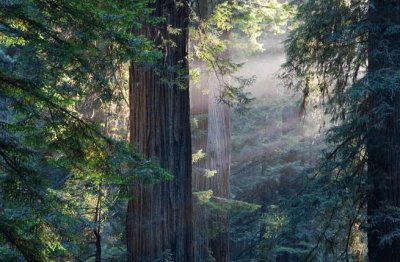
[190,1,290,260]
[190,1,232,260]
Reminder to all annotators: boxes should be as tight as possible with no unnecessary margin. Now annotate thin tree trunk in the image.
[126,1,193,261]
[367,1,400,261]
[94,183,102,262]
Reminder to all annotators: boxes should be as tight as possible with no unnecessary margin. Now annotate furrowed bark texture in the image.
[191,65,211,261]
[191,0,232,258]
[191,0,233,259]
[126,1,193,261]
[206,78,231,262]
[367,1,400,261]
[191,72,231,261]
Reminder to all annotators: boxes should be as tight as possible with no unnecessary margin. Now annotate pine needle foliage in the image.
[189,0,293,107]
[0,1,169,260]
[279,0,400,260]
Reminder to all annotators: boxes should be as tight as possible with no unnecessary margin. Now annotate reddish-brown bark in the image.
[126,1,193,261]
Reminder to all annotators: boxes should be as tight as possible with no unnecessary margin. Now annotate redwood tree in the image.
[126,0,193,261]
[190,0,232,260]
[191,73,231,261]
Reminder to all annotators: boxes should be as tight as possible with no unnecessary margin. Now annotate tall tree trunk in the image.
[191,63,212,261]
[191,72,231,262]
[206,77,231,262]
[367,1,400,261]
[191,1,231,260]
[126,1,193,261]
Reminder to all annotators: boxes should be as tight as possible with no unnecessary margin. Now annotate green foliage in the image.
[0,0,168,260]
[212,0,292,53]
[204,169,217,178]
[277,0,385,260]
[282,0,368,116]
[194,189,261,212]
[189,0,293,107]
[229,96,328,260]
[194,189,260,242]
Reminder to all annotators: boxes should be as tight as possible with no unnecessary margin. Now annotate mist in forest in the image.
[228,34,326,261]
[237,35,286,98]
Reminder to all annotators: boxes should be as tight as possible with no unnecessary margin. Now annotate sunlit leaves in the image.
[192,149,206,163]
[0,0,167,260]
[0,34,25,46]
[190,0,293,108]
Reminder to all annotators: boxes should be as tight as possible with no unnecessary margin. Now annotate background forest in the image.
[1,0,400,261]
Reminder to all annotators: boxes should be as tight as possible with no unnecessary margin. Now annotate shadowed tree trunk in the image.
[367,0,400,261]
[126,1,193,261]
